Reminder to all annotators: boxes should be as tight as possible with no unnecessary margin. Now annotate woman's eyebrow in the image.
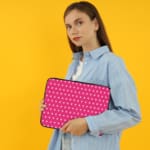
[65,17,83,26]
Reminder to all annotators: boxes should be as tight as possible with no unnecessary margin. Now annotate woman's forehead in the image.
[65,9,89,24]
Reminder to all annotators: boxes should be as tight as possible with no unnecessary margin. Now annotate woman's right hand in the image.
[40,99,46,111]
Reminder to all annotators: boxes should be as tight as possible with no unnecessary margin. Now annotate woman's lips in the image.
[73,37,81,41]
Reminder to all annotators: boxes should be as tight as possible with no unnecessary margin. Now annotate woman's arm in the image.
[85,56,141,136]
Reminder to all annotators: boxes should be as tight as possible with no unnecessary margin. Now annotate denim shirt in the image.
[47,45,141,150]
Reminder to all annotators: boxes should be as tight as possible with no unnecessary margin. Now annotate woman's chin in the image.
[73,42,82,47]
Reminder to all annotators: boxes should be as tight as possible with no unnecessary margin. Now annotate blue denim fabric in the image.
[61,133,72,150]
[48,45,141,150]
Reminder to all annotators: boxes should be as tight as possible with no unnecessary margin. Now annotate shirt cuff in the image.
[85,116,103,137]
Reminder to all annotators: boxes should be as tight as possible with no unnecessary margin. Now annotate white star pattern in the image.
[41,78,110,128]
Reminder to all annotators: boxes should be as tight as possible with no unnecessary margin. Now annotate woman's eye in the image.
[66,25,71,30]
[77,21,83,26]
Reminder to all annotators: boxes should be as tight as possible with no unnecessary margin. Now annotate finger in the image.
[40,100,44,104]
[40,104,46,111]
[41,105,47,110]
[40,108,44,111]
[40,98,46,105]
[42,104,46,107]
[40,103,46,108]
[40,107,44,111]
[65,126,71,133]
[61,122,69,131]
[60,121,70,132]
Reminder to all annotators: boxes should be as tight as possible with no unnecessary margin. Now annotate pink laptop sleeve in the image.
[40,78,110,129]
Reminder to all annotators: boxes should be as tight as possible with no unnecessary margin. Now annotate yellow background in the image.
[0,0,149,149]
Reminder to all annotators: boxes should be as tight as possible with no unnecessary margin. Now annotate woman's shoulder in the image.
[104,51,125,65]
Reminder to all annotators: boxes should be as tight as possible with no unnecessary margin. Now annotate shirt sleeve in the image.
[85,56,141,136]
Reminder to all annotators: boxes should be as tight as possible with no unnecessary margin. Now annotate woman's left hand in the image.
[60,118,89,136]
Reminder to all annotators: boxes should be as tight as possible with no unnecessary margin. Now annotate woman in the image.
[41,1,141,150]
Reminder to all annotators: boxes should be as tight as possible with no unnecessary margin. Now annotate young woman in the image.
[41,1,141,150]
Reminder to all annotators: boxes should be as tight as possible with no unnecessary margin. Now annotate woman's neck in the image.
[82,39,100,52]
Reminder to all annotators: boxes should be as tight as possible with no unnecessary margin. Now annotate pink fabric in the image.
[41,78,110,129]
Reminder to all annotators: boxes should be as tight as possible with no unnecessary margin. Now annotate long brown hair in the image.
[63,1,113,53]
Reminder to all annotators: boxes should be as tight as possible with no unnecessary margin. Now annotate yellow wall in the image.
[0,0,149,149]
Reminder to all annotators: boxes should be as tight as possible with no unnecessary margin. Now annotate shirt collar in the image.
[72,45,110,60]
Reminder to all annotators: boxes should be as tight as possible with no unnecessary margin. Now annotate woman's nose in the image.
[70,26,78,35]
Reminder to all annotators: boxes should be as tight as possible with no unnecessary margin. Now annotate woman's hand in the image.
[40,99,46,111]
[60,118,89,136]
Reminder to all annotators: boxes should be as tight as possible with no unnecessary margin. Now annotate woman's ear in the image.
[93,18,99,31]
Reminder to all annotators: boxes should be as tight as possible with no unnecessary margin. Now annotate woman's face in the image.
[64,9,99,49]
